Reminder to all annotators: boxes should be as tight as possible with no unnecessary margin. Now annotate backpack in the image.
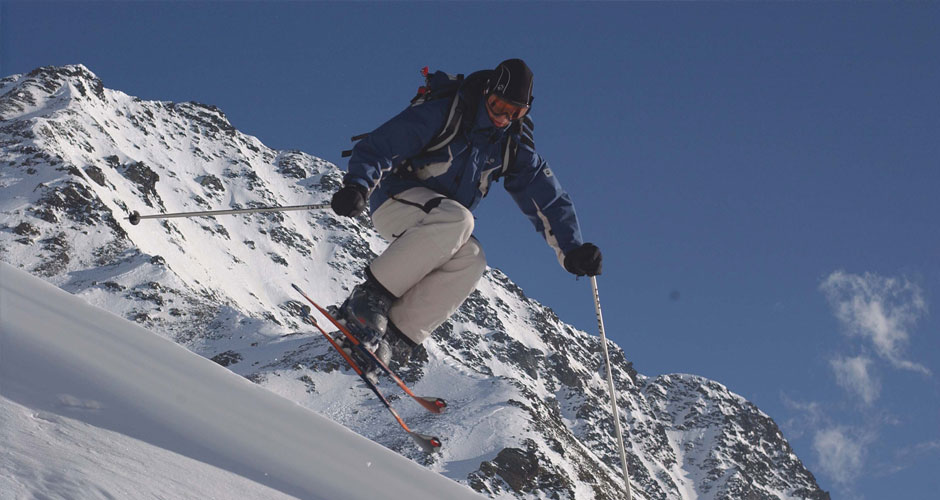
[341,67,533,185]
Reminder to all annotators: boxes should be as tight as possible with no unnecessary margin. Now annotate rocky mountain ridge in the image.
[0,65,829,500]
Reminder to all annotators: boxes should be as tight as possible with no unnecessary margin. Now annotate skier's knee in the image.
[452,204,475,235]
[465,238,487,278]
[436,201,475,242]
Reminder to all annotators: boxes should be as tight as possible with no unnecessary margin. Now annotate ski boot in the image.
[340,275,395,342]
[335,275,396,384]
[348,322,417,384]
[383,321,419,367]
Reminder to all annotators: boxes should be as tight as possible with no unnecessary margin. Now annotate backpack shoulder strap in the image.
[409,69,492,157]
[340,93,461,159]
[495,115,535,181]
[342,69,493,161]
[423,89,466,153]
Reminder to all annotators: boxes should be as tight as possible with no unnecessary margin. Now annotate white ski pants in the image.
[369,187,486,345]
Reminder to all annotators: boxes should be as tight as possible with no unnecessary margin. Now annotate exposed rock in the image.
[211,350,243,367]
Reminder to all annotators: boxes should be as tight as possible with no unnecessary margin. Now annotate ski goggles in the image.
[486,94,529,121]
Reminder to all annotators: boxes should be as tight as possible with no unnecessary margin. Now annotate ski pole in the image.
[125,203,331,225]
[591,276,633,499]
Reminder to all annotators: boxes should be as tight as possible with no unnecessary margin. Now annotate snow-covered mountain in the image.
[0,65,830,500]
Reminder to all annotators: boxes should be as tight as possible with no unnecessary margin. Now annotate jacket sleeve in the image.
[503,120,584,268]
[344,99,451,191]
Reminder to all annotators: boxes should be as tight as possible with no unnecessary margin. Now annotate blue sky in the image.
[3,2,938,498]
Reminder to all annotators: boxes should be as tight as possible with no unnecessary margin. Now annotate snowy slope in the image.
[0,262,483,500]
[0,65,830,499]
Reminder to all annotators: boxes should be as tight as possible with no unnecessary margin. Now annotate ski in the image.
[291,283,448,414]
[299,306,442,454]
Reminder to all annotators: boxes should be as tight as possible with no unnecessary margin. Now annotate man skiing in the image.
[330,59,602,380]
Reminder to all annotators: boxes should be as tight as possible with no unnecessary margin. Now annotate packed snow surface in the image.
[0,262,483,500]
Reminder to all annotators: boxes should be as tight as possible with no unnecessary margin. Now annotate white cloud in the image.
[780,396,828,438]
[897,439,940,460]
[820,271,930,375]
[830,355,881,405]
[813,426,872,484]
[879,439,940,476]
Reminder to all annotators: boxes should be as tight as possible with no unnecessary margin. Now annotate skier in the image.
[330,59,602,379]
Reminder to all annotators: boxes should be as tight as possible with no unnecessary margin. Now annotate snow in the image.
[0,262,483,500]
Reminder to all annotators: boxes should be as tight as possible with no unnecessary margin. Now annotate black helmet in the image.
[486,58,534,107]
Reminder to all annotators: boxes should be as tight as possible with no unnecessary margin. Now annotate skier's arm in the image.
[503,125,584,268]
[344,100,450,191]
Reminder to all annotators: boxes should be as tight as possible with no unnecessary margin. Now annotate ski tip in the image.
[411,432,442,454]
[290,283,302,292]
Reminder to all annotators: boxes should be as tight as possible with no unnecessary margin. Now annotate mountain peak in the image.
[28,63,100,81]
[28,64,104,98]
[0,64,105,120]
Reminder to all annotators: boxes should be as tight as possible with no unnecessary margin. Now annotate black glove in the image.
[564,243,603,277]
[331,184,368,217]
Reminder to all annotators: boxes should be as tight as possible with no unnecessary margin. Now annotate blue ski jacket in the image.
[343,93,584,266]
